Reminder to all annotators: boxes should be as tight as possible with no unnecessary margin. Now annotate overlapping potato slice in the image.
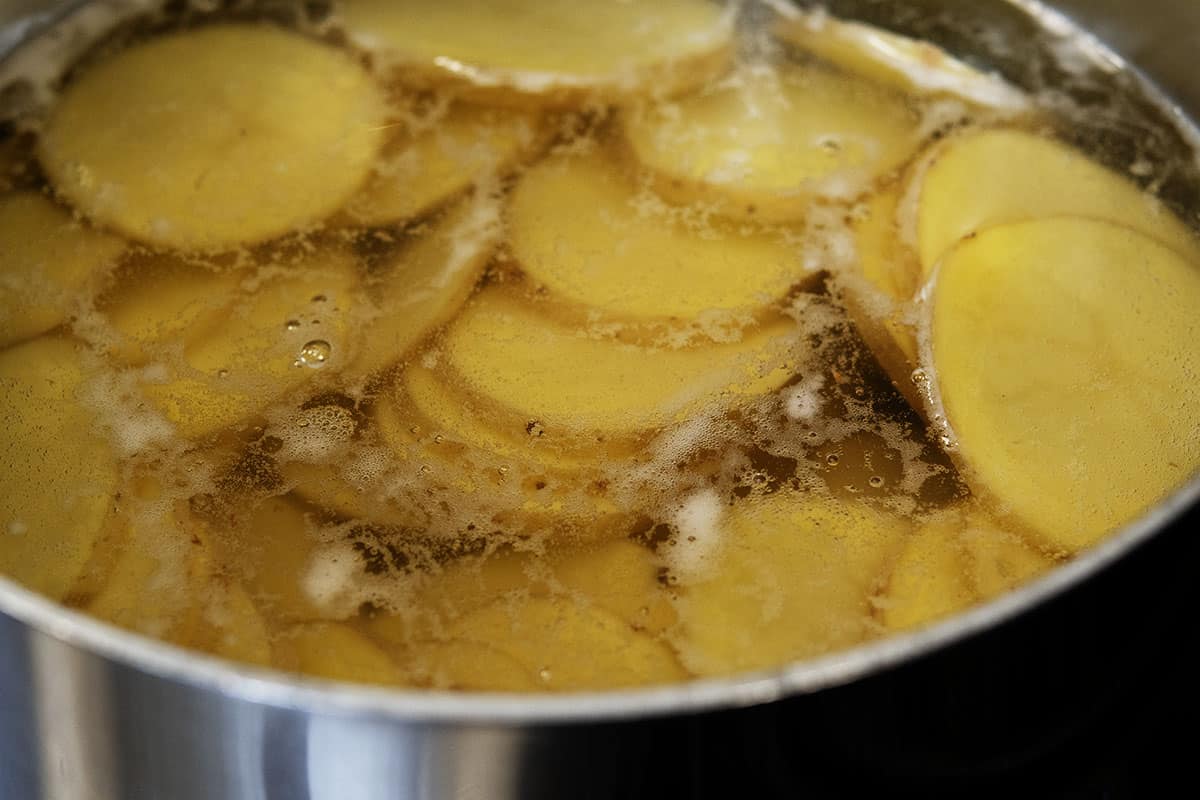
[509,149,806,320]
[442,287,800,447]
[339,0,733,106]
[914,128,1200,273]
[38,25,387,251]
[0,192,126,347]
[0,337,118,600]
[775,13,1030,110]
[881,519,973,631]
[959,522,1053,600]
[233,496,326,622]
[143,248,362,438]
[275,622,405,684]
[621,65,921,222]
[550,539,677,635]
[342,104,542,227]
[198,581,273,667]
[673,491,907,675]
[349,196,500,378]
[930,218,1200,551]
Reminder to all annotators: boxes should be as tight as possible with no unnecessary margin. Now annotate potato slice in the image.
[621,65,921,221]
[0,192,126,347]
[442,287,801,445]
[0,337,118,600]
[339,0,733,106]
[342,104,542,227]
[510,149,806,320]
[775,14,1030,110]
[200,581,273,667]
[551,539,676,635]
[275,622,404,684]
[930,218,1200,550]
[881,519,974,631]
[412,640,541,691]
[960,523,1053,601]
[38,25,387,251]
[673,491,906,675]
[235,496,326,622]
[348,196,500,378]
[914,128,1200,273]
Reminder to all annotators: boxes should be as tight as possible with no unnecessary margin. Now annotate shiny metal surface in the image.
[1,1,1198,798]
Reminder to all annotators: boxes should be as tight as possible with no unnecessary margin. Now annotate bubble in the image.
[216,369,229,379]
[538,668,552,683]
[826,454,840,466]
[285,319,301,331]
[433,434,444,444]
[296,340,331,369]
[868,476,885,488]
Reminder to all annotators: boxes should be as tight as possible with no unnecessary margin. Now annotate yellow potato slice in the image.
[0,192,126,347]
[881,520,975,631]
[673,491,907,675]
[448,596,686,690]
[235,496,326,622]
[930,218,1200,551]
[342,104,542,227]
[412,639,541,691]
[195,580,273,667]
[551,539,676,635]
[960,523,1053,601]
[0,337,118,600]
[914,128,1200,273]
[349,196,500,378]
[621,65,921,221]
[443,287,800,445]
[339,0,733,106]
[38,25,387,251]
[776,14,1030,110]
[143,248,362,438]
[510,149,806,320]
[275,622,404,684]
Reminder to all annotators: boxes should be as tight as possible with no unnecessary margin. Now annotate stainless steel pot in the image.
[2,2,1198,798]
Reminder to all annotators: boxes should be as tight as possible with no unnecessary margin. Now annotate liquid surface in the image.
[0,0,1198,692]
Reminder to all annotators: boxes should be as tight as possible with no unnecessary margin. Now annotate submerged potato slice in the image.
[776,14,1030,110]
[200,581,273,667]
[0,337,118,600]
[38,25,386,251]
[235,496,326,622]
[275,622,404,684]
[881,519,974,631]
[930,218,1200,550]
[914,128,1200,273]
[0,193,126,347]
[510,149,806,320]
[443,287,800,444]
[621,65,921,221]
[342,104,542,227]
[959,522,1053,600]
[551,539,677,635]
[673,491,907,675]
[340,0,733,106]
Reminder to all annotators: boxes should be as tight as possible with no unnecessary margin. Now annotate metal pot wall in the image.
[1,2,1198,798]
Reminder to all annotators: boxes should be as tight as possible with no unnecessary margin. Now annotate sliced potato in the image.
[275,622,404,684]
[621,65,921,221]
[0,337,118,600]
[235,496,326,622]
[342,104,542,227]
[0,192,126,347]
[442,287,801,445]
[673,491,907,675]
[412,639,541,691]
[198,580,273,667]
[776,14,1030,110]
[914,128,1200,273]
[881,519,974,631]
[960,522,1053,601]
[930,218,1200,550]
[340,0,733,106]
[551,539,676,635]
[38,25,387,251]
[510,149,806,320]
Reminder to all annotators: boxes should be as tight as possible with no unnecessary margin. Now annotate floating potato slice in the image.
[510,149,806,319]
[339,0,733,106]
[0,192,126,347]
[914,128,1200,273]
[673,491,907,675]
[449,596,686,690]
[235,496,326,622]
[143,249,362,438]
[551,539,677,635]
[0,337,118,600]
[930,218,1200,551]
[197,580,273,667]
[959,520,1053,601]
[275,622,404,684]
[775,13,1030,110]
[411,640,541,691]
[38,25,387,251]
[620,65,922,222]
[443,287,800,444]
[881,519,975,631]
[342,104,542,227]
[348,196,500,378]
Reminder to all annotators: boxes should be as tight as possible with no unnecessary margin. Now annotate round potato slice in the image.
[0,192,126,347]
[275,622,404,684]
[775,13,1030,110]
[342,104,542,228]
[442,287,801,446]
[672,491,907,675]
[551,539,676,636]
[914,128,1200,273]
[38,25,387,251]
[510,149,807,320]
[339,0,733,106]
[0,337,118,600]
[930,218,1200,551]
[881,519,974,632]
[621,65,921,221]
